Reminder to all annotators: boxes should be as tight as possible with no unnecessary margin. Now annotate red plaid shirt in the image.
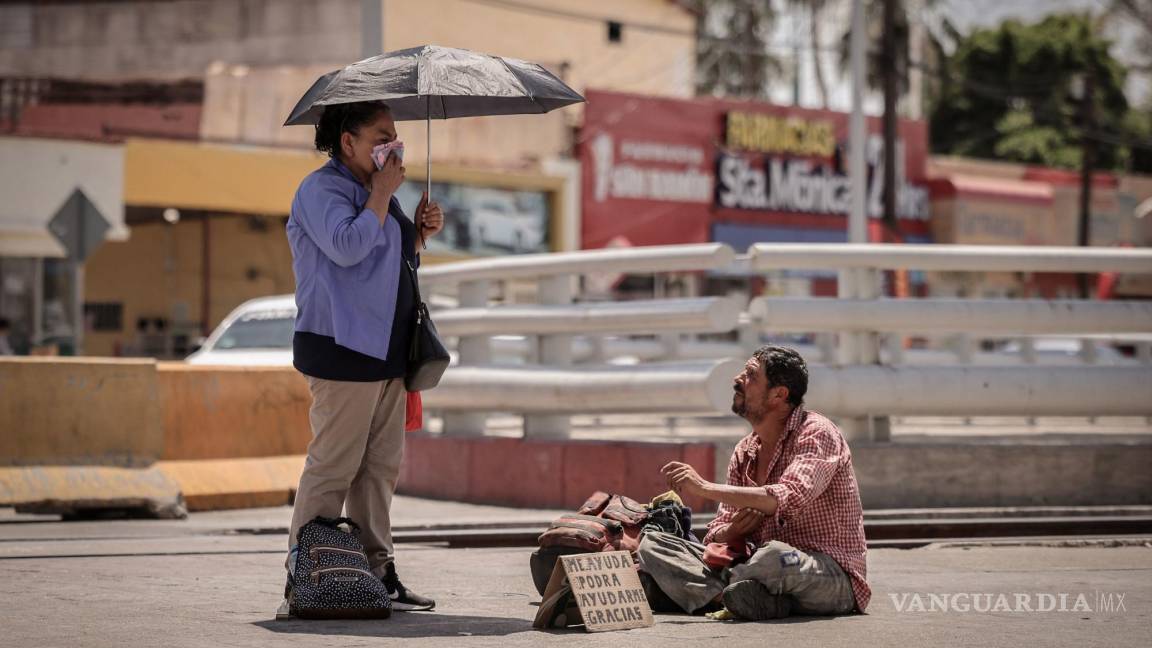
[703,407,871,611]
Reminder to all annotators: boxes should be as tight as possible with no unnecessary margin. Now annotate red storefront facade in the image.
[578,89,933,253]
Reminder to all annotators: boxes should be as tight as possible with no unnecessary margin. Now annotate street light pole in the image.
[1078,65,1096,299]
[882,0,899,233]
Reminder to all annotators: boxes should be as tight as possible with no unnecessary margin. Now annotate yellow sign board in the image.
[725,112,836,157]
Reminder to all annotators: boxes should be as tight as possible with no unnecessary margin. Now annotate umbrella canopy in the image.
[283,45,585,126]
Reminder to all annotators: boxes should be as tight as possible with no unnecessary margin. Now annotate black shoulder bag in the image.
[402,259,450,391]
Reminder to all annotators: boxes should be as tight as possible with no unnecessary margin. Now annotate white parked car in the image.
[185,293,466,367]
[467,192,545,252]
[185,295,296,366]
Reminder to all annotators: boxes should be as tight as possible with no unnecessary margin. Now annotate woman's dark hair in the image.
[753,344,808,407]
[313,101,391,159]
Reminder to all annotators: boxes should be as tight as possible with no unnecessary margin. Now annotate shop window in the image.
[607,21,623,43]
[84,302,123,332]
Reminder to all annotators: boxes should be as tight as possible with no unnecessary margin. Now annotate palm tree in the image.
[837,0,959,112]
[791,0,832,108]
[680,0,783,99]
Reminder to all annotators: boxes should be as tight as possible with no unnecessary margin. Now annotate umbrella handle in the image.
[423,98,431,250]
[426,97,431,200]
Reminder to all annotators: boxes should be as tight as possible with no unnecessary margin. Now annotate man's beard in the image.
[731,387,747,417]
[732,386,766,423]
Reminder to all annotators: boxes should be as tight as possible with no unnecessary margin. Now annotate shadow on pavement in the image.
[253,613,532,637]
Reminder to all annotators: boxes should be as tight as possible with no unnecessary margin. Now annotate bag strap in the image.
[403,258,423,305]
[310,516,362,533]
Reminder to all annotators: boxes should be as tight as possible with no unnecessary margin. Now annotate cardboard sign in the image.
[533,551,654,633]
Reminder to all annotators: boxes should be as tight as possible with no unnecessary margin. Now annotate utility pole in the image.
[1078,64,1096,299]
[881,0,899,232]
[361,0,382,59]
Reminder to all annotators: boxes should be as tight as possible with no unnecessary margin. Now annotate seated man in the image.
[637,345,869,620]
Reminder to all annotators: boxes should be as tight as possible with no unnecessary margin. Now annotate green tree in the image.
[928,13,1131,170]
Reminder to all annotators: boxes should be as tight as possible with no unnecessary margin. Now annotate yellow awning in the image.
[124,139,325,215]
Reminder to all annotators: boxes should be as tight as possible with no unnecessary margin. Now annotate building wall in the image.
[199,0,695,166]
[83,213,295,357]
[383,0,695,100]
[199,63,572,171]
[0,0,362,80]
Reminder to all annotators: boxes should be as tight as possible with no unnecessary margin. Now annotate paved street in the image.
[1,501,1149,647]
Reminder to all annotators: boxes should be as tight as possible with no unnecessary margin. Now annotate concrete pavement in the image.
[1,499,1150,647]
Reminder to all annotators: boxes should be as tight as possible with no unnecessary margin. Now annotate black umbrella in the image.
[284,45,585,196]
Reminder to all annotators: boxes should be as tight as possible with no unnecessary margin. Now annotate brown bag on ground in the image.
[530,491,653,596]
[579,491,649,552]
[537,514,624,552]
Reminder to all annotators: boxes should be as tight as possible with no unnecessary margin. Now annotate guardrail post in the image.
[837,268,889,442]
[660,332,681,360]
[739,313,760,355]
[442,279,490,436]
[523,275,573,439]
[1141,343,1152,426]
[1138,342,1152,366]
[884,333,905,365]
[1022,337,1037,427]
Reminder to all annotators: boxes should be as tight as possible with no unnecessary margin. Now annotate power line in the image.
[456,0,841,56]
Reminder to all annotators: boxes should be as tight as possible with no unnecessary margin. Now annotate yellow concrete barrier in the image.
[156,455,305,511]
[0,465,184,517]
[156,363,311,460]
[0,357,164,466]
[0,357,183,514]
[0,359,313,514]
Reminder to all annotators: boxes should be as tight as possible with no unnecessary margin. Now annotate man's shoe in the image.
[382,562,436,611]
[722,580,793,621]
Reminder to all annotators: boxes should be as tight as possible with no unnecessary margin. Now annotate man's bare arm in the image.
[663,461,779,516]
[701,483,779,516]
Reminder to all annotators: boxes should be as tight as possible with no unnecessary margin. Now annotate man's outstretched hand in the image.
[661,461,709,497]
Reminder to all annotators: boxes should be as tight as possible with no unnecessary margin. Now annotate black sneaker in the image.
[382,562,436,611]
[722,580,793,621]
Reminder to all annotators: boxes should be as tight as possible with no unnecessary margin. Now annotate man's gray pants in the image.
[636,531,856,616]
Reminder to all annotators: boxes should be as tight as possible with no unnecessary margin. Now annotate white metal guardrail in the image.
[421,242,1152,441]
[427,243,741,438]
[806,366,1152,417]
[747,243,1152,273]
[422,360,741,416]
[750,297,1152,335]
[435,296,743,337]
[421,243,736,286]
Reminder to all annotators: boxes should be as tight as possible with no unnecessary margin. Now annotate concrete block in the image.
[562,442,628,508]
[400,433,472,501]
[624,442,688,504]
[468,438,565,507]
[155,455,304,512]
[156,364,311,460]
[0,357,163,467]
[0,464,183,517]
[852,440,1152,508]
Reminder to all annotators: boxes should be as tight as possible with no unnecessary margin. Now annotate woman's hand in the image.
[415,191,444,246]
[365,153,405,223]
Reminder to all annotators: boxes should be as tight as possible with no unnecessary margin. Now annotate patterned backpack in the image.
[288,517,392,619]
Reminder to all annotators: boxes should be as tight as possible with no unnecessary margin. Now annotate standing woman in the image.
[285,100,443,611]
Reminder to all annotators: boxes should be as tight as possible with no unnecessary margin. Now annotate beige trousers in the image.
[288,375,406,575]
